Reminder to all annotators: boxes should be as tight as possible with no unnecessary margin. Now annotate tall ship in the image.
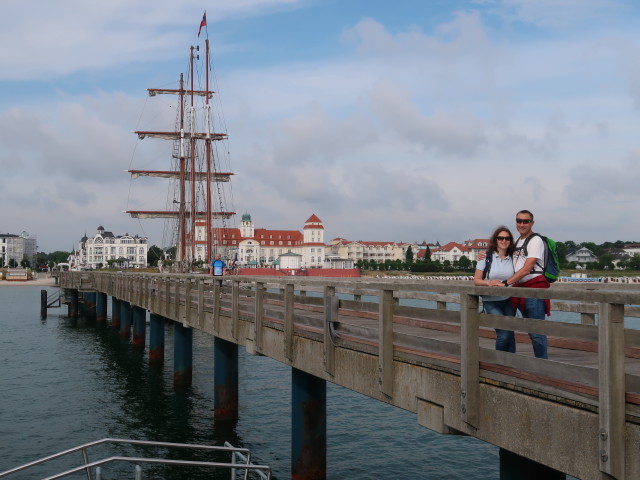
[126,29,235,271]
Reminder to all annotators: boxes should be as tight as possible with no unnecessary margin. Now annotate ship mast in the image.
[126,40,235,271]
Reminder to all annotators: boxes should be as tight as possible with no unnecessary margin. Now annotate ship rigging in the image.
[126,38,235,271]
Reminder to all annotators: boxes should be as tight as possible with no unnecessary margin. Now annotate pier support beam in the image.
[68,289,79,318]
[132,306,146,350]
[111,297,121,329]
[499,449,566,480]
[83,292,97,318]
[41,289,48,320]
[149,314,165,364]
[292,368,326,480]
[120,301,132,339]
[214,337,238,421]
[173,322,193,386]
[96,293,107,323]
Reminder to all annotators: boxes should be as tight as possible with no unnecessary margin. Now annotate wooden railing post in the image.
[598,301,625,479]
[185,279,192,325]
[174,279,180,320]
[284,283,295,362]
[379,289,394,397]
[213,280,221,333]
[197,280,205,328]
[460,293,480,428]
[324,286,337,376]
[232,280,240,340]
[254,281,265,351]
[164,278,170,317]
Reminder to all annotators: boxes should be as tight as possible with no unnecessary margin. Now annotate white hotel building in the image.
[70,226,148,269]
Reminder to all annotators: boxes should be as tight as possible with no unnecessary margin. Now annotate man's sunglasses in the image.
[515,218,532,224]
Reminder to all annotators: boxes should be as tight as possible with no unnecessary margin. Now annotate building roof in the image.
[303,214,324,229]
[433,242,470,253]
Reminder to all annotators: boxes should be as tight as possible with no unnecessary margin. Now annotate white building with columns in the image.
[69,226,148,269]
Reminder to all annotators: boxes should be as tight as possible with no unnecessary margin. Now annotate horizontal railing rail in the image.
[0,438,270,480]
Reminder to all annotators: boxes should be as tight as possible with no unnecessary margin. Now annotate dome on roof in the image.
[242,213,251,222]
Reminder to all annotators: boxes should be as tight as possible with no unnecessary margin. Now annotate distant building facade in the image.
[0,231,37,267]
[205,214,326,269]
[327,238,417,264]
[566,247,598,265]
[69,226,148,269]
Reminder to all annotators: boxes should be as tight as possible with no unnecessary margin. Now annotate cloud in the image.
[563,153,640,203]
[474,0,626,29]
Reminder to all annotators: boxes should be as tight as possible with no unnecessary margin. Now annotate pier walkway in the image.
[58,271,640,480]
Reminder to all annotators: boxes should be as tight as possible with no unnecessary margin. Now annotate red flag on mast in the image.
[198,12,207,37]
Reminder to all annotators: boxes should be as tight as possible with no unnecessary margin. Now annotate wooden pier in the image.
[57,271,640,480]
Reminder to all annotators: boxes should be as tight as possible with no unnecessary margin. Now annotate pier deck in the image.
[58,272,640,480]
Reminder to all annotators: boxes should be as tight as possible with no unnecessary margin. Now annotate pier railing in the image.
[59,271,640,480]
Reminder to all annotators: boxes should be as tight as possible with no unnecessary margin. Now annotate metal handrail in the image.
[0,438,271,480]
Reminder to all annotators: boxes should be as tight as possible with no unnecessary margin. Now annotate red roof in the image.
[304,213,324,229]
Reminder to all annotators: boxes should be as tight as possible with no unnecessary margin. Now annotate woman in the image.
[474,226,517,352]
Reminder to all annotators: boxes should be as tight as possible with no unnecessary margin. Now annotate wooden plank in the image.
[379,289,394,397]
[479,312,599,342]
[324,294,338,376]
[598,302,625,478]
[185,280,192,325]
[284,283,294,362]
[198,281,204,328]
[254,282,265,351]
[213,281,221,333]
[460,293,479,428]
[232,280,240,340]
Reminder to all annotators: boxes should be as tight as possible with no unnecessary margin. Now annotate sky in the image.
[1,0,640,252]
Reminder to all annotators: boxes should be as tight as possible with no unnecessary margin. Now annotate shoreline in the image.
[0,276,57,287]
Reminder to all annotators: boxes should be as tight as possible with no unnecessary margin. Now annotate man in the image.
[502,210,549,359]
[209,253,225,286]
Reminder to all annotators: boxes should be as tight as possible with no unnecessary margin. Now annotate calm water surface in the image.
[0,286,502,479]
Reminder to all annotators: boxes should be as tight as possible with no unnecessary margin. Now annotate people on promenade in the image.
[502,210,550,359]
[474,226,517,352]
[209,253,225,286]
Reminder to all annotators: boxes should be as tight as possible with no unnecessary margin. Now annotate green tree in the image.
[457,255,472,271]
[597,253,614,271]
[48,251,71,264]
[147,245,164,266]
[405,246,414,264]
[580,242,604,257]
[555,241,569,267]
[20,256,31,268]
[8,258,18,268]
[629,255,640,271]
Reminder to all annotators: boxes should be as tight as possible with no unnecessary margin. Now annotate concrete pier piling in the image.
[149,313,165,364]
[83,291,97,318]
[96,292,107,322]
[40,289,47,319]
[292,368,326,480]
[111,297,121,329]
[173,322,193,386]
[132,306,146,350]
[119,301,132,338]
[214,338,239,421]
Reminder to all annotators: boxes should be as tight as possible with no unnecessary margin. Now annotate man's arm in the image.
[506,257,537,285]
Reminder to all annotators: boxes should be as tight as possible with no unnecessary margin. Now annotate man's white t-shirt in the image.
[512,234,544,283]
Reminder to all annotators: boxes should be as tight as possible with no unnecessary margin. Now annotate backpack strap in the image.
[521,233,544,273]
[482,249,493,280]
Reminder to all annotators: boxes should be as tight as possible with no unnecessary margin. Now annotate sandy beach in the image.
[0,275,57,287]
